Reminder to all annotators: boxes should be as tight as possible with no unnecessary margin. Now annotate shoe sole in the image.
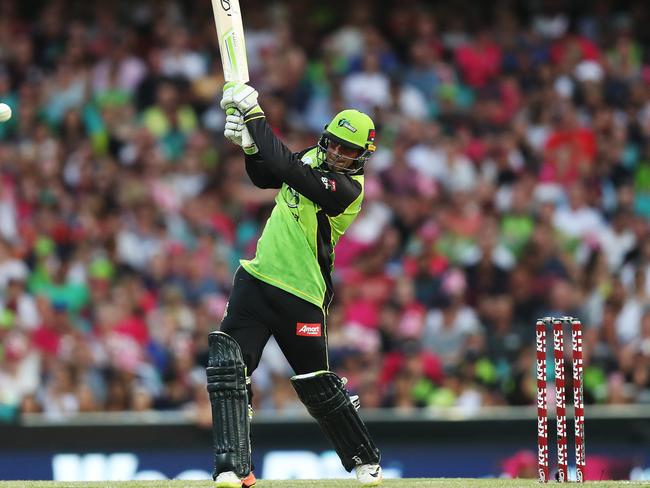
[215,482,241,488]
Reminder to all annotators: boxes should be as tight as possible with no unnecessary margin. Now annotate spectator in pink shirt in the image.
[455,30,502,88]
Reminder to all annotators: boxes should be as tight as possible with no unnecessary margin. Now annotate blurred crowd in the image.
[1,0,650,423]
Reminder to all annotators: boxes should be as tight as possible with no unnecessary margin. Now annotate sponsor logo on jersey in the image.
[296,323,322,336]
[320,177,337,192]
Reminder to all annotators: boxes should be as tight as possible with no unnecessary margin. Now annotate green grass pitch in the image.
[0,480,648,487]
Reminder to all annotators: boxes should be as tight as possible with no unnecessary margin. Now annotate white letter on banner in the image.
[262,451,321,479]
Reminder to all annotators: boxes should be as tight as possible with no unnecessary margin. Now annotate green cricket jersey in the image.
[239,113,364,310]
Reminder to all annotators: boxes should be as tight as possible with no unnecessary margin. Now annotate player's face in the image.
[326,142,362,169]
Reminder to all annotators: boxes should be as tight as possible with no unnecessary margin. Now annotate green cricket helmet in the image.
[317,109,377,174]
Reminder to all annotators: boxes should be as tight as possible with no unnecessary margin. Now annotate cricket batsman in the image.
[206,82,382,487]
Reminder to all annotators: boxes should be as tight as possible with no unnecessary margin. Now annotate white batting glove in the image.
[241,124,257,152]
[221,84,237,115]
[224,113,258,154]
[221,82,261,116]
[224,113,244,146]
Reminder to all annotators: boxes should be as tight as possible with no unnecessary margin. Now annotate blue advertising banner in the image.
[2,410,649,481]
[0,445,648,481]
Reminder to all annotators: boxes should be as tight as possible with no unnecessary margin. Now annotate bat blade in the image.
[211,0,249,83]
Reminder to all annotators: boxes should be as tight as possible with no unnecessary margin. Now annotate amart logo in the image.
[296,323,321,336]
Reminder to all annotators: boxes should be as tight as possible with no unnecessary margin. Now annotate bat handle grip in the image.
[226,107,241,116]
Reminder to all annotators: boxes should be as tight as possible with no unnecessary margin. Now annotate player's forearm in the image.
[243,112,297,177]
[244,152,282,189]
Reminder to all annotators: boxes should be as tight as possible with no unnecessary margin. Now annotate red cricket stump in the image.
[572,319,586,482]
[536,320,549,483]
[537,317,586,483]
[553,319,568,483]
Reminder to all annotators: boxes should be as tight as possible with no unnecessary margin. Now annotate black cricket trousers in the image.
[219,267,329,377]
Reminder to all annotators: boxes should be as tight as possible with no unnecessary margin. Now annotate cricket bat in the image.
[211,0,249,83]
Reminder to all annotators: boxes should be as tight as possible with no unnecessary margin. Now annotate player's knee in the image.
[290,370,349,414]
[207,331,247,391]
